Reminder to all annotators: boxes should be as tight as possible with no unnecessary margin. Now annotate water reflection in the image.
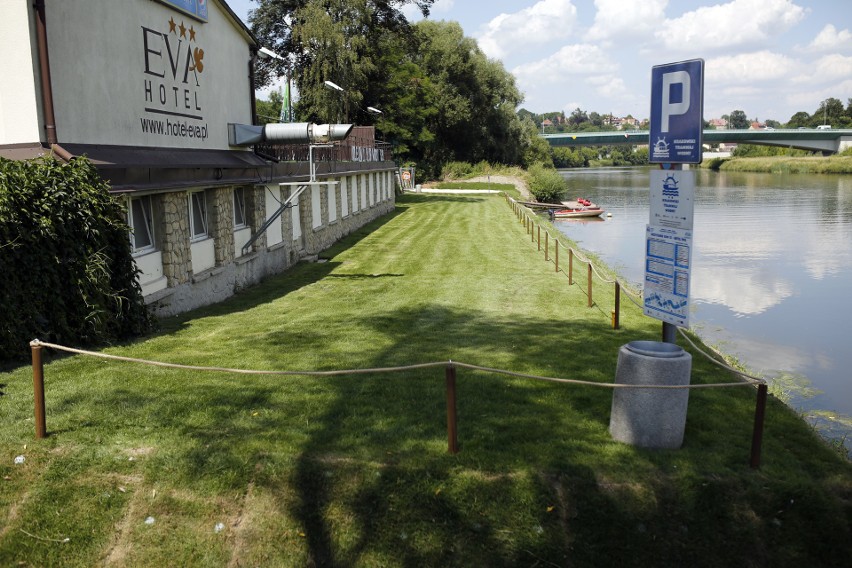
[554,167,852,453]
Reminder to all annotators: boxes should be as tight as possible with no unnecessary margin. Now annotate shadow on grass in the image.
[6,192,849,566]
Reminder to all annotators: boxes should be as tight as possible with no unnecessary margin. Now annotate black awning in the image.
[60,144,268,169]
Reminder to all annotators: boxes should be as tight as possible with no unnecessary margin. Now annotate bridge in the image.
[543,128,852,154]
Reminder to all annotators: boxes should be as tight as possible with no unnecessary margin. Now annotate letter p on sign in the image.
[661,71,690,132]
[649,59,704,164]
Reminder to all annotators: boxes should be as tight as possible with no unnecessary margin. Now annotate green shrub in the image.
[0,156,152,362]
[526,162,567,202]
[440,161,474,180]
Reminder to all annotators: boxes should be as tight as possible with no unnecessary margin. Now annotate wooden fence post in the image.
[545,232,549,261]
[537,225,541,250]
[568,249,573,285]
[612,281,621,329]
[587,262,593,307]
[555,240,559,272]
[446,363,459,454]
[30,341,46,439]
[750,383,768,469]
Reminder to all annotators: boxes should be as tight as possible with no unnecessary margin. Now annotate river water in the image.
[554,167,852,453]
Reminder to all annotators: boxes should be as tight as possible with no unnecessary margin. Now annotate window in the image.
[233,187,247,228]
[129,195,154,252]
[189,190,208,240]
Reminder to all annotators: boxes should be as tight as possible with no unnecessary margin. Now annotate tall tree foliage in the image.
[249,0,433,123]
[249,1,530,177]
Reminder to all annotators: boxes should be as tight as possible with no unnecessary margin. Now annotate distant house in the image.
[541,119,554,128]
[709,118,728,130]
[748,121,765,130]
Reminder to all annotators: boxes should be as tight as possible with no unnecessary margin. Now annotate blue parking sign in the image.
[649,59,704,164]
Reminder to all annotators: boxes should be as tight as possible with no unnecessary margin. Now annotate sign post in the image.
[646,59,703,341]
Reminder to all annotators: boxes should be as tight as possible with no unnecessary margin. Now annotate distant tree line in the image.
[716,97,852,130]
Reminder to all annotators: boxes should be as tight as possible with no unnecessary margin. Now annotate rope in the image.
[29,340,445,377]
[30,340,754,390]
[506,197,767,387]
[676,329,766,384]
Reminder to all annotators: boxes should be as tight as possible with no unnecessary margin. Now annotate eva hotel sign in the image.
[141,1,210,142]
[44,0,252,150]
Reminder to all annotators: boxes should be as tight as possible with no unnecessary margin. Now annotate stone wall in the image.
[160,192,191,286]
[146,166,397,317]
[210,186,235,267]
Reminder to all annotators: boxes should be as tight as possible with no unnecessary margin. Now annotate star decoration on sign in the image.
[179,21,187,38]
[189,25,196,41]
[168,17,176,34]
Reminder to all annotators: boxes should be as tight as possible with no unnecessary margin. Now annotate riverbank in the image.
[703,154,852,173]
[0,194,849,566]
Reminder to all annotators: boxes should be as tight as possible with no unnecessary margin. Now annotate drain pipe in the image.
[33,0,73,161]
[34,0,57,145]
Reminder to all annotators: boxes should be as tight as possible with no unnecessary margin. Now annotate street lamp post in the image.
[323,80,345,123]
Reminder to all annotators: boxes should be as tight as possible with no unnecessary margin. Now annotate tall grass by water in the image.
[1,194,849,566]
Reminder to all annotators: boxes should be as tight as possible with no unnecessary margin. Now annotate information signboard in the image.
[643,226,692,327]
[649,169,694,230]
[649,59,704,164]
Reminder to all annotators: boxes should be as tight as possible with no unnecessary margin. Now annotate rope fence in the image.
[28,338,768,468]
[506,195,766,384]
[504,195,771,467]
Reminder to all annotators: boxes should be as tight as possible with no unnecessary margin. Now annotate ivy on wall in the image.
[0,156,152,362]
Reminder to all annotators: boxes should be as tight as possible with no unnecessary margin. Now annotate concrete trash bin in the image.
[609,341,692,449]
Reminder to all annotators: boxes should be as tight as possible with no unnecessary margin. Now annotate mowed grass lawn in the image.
[1,193,850,567]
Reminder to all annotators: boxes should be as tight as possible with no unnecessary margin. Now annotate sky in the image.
[228,0,852,123]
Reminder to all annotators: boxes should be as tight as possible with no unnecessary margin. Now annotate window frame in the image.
[189,190,209,241]
[233,187,247,229]
[129,195,155,254]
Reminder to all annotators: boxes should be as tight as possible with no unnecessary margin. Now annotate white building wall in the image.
[42,0,252,149]
[264,185,283,247]
[0,0,42,144]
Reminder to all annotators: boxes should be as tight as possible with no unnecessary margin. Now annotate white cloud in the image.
[513,43,617,81]
[705,50,798,85]
[475,0,578,59]
[810,53,852,81]
[806,24,852,52]
[654,0,806,52]
[585,0,668,43]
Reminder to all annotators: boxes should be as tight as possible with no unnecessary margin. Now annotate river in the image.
[553,167,852,454]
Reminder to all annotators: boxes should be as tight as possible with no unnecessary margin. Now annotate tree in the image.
[250,0,434,124]
[520,118,553,168]
[255,89,285,125]
[402,20,525,176]
[786,111,811,128]
[816,97,844,127]
[729,110,749,129]
[568,108,588,127]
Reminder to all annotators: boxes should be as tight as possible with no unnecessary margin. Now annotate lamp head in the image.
[257,46,284,60]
